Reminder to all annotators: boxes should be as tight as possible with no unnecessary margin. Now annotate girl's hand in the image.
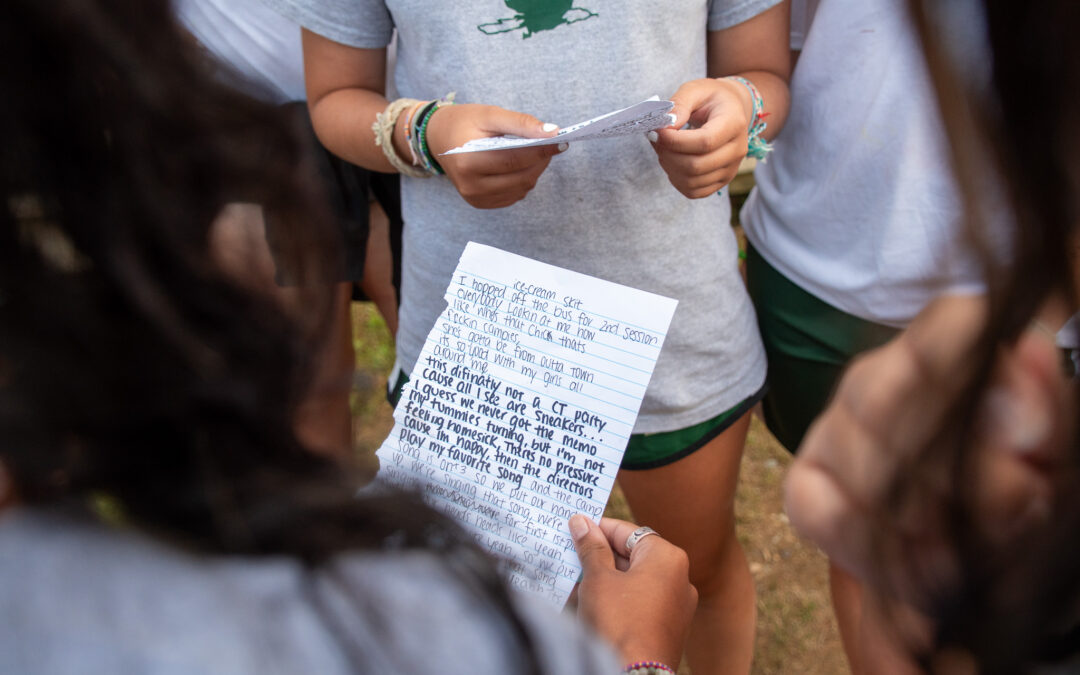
[571,515,697,667]
[651,78,753,199]
[785,296,1074,608]
[423,103,563,209]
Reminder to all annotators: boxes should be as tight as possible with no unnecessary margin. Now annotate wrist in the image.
[412,95,454,175]
[720,75,772,160]
[717,76,754,128]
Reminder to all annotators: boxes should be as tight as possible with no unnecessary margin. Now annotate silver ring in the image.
[624,526,660,553]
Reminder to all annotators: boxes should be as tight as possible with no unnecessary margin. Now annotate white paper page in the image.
[375,243,677,607]
[442,97,675,155]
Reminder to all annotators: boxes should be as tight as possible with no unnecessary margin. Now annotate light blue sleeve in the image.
[260,0,393,48]
[707,0,785,31]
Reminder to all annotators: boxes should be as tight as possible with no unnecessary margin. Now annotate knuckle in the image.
[686,155,713,175]
[687,582,700,607]
[671,546,691,574]
[498,154,520,175]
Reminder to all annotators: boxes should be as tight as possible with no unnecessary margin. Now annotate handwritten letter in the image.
[375,243,677,606]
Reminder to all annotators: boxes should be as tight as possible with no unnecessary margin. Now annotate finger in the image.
[597,517,643,558]
[570,514,616,574]
[784,457,876,582]
[795,353,909,508]
[476,107,560,139]
[971,327,1067,541]
[660,164,739,197]
[598,518,675,568]
[654,121,743,156]
[666,78,717,129]
[467,144,560,177]
[453,159,553,209]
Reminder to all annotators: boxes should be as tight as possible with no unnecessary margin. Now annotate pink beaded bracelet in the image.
[623,660,676,675]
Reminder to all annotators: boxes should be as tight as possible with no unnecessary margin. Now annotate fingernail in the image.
[568,514,590,541]
[647,131,658,143]
[557,142,569,153]
[541,122,558,133]
[983,387,1052,452]
[667,113,677,125]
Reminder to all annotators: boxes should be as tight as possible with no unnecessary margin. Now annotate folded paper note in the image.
[442,97,675,155]
[375,243,677,606]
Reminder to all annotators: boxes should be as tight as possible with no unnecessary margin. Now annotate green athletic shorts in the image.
[387,373,764,471]
[745,245,900,453]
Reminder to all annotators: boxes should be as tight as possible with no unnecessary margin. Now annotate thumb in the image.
[479,107,560,139]
[666,79,714,129]
[570,514,615,575]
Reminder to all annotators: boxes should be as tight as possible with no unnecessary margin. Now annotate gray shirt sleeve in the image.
[261,0,393,48]
[708,0,785,31]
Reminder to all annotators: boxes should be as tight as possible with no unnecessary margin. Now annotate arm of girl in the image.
[301,29,561,209]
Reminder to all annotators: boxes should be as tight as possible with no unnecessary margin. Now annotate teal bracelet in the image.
[724,75,772,160]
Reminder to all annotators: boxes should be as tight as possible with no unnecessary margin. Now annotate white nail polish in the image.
[557,142,569,152]
[542,122,558,132]
[667,113,677,125]
[647,130,658,143]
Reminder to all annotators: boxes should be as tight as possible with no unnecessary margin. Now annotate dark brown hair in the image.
[0,2,542,670]
[883,1,1080,671]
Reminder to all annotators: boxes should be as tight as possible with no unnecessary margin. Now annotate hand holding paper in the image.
[571,515,698,667]
[426,103,563,209]
[651,78,755,198]
[443,98,676,155]
[375,243,677,607]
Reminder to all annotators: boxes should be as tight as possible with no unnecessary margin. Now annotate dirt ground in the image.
[350,304,848,674]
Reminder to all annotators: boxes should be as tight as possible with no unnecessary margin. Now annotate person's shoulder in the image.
[330,549,620,674]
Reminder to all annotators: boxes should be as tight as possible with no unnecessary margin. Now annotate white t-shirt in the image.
[175,0,306,104]
[742,0,985,327]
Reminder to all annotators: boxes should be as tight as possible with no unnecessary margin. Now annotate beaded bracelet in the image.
[623,660,676,675]
[406,100,437,172]
[416,93,456,175]
[400,93,455,176]
[724,75,772,160]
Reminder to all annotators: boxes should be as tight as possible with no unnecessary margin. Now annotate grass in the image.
[349,303,848,674]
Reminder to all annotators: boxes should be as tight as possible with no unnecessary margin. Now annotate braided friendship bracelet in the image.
[724,75,772,160]
[372,97,429,178]
[623,660,677,675]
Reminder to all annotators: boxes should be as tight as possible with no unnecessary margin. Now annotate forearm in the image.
[707,1,792,141]
[302,30,417,175]
[308,87,427,175]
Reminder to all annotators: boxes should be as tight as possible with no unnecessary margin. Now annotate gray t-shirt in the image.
[267,0,773,432]
[0,509,618,674]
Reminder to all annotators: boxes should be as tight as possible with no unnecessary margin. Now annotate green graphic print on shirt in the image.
[478,0,597,38]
